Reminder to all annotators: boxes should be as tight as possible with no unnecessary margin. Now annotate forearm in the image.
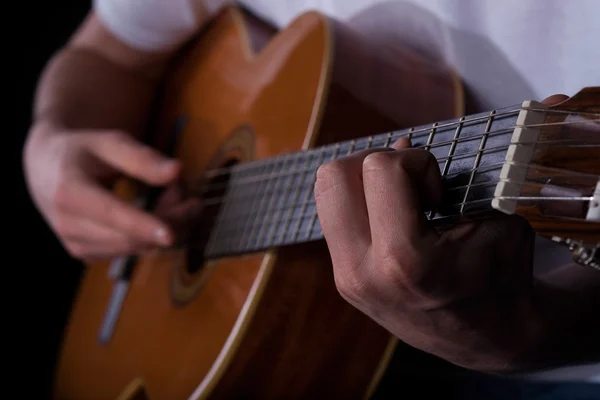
[32,45,161,136]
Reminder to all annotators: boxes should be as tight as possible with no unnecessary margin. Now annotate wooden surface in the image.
[53,5,460,400]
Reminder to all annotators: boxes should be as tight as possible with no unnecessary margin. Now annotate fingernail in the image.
[154,227,171,245]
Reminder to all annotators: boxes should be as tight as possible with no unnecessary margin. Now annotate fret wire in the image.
[263,152,304,246]
[425,122,439,219]
[251,153,293,250]
[441,116,464,178]
[276,152,313,245]
[425,122,438,151]
[383,131,393,148]
[367,135,374,149]
[460,110,496,214]
[235,161,277,251]
[291,148,327,242]
[347,140,357,155]
[407,127,414,142]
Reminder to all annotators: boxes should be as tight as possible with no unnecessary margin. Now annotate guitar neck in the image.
[203,103,525,259]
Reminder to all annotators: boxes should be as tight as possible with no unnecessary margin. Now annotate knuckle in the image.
[334,270,371,304]
[314,160,347,195]
[376,244,425,289]
[316,159,345,181]
[362,151,393,172]
[332,254,376,303]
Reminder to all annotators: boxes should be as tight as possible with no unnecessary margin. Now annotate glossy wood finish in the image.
[515,87,600,243]
[54,6,460,400]
[204,242,395,399]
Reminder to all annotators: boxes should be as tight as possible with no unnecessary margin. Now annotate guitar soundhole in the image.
[185,158,238,274]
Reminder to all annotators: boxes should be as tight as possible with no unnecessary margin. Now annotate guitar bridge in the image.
[552,237,599,271]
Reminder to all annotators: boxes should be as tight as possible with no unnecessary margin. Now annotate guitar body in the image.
[54,6,461,400]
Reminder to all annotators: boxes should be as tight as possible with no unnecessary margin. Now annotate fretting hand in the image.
[314,96,570,372]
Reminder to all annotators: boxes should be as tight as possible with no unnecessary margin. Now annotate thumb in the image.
[84,130,180,185]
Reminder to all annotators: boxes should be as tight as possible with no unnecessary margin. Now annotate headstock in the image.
[492,87,599,270]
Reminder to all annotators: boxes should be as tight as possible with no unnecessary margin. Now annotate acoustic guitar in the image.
[53,5,599,400]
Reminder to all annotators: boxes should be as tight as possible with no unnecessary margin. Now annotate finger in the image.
[55,177,174,246]
[57,214,156,260]
[66,240,156,262]
[158,197,203,239]
[391,137,412,150]
[83,130,180,185]
[57,212,136,245]
[362,149,442,260]
[154,180,185,211]
[541,94,569,106]
[314,148,392,268]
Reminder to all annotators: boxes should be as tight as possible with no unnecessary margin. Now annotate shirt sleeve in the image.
[93,0,231,51]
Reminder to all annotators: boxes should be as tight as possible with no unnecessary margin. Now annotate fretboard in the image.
[204,104,522,259]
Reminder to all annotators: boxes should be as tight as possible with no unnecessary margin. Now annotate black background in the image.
[12,1,89,397]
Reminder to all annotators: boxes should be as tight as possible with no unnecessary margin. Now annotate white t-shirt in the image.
[93,0,600,383]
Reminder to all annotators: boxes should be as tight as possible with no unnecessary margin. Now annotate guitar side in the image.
[54,6,461,400]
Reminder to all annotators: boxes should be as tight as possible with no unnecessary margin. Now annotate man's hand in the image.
[22,11,203,262]
[314,95,581,372]
[23,121,201,261]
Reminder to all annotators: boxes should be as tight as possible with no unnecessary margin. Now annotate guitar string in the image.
[208,175,597,233]
[201,108,600,179]
[201,168,600,253]
[203,155,600,245]
[204,191,597,253]
[198,137,600,196]
[196,137,600,208]
[204,158,600,205]
[170,207,524,254]
[204,165,600,252]
[206,187,598,248]
[197,118,599,195]
[202,166,598,215]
